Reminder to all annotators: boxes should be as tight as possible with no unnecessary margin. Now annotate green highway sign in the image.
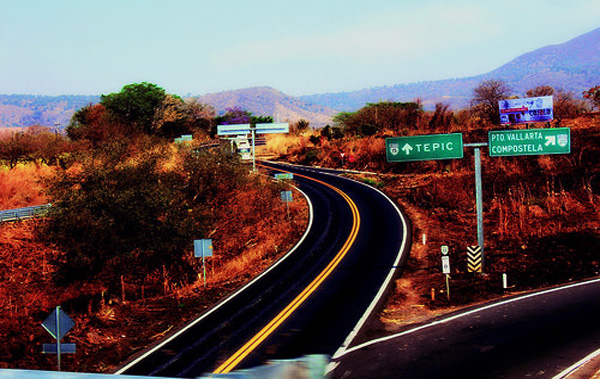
[386,133,463,162]
[489,127,570,157]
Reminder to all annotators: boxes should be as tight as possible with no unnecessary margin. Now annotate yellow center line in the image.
[213,167,361,374]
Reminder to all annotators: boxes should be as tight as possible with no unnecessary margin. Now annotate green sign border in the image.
[488,127,570,157]
[385,133,463,162]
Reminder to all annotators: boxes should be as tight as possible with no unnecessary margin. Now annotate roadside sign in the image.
[386,133,463,162]
[499,96,553,125]
[43,343,76,354]
[441,245,449,255]
[488,127,570,157]
[42,307,74,341]
[194,239,213,258]
[280,191,293,203]
[275,173,294,180]
[255,123,289,134]
[441,256,451,274]
[41,306,76,371]
[217,124,251,136]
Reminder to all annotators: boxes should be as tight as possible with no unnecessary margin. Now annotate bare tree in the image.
[471,79,511,124]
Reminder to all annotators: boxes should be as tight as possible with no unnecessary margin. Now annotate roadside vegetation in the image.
[1,79,600,372]
[0,83,307,372]
[268,80,600,333]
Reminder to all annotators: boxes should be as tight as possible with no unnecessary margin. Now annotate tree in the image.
[583,85,600,111]
[151,94,188,138]
[471,79,511,124]
[0,132,34,168]
[525,85,585,123]
[333,101,422,135]
[553,90,586,123]
[214,107,274,136]
[215,107,253,125]
[40,147,202,287]
[183,98,216,137]
[428,102,453,131]
[526,85,555,97]
[100,82,166,134]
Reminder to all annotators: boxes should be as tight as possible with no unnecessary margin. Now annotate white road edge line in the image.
[553,346,600,379]
[115,184,314,375]
[335,277,600,359]
[331,180,410,359]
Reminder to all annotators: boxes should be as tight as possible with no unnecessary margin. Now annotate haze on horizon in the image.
[1,0,600,97]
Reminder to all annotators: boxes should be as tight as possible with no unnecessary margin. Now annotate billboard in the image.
[498,96,553,125]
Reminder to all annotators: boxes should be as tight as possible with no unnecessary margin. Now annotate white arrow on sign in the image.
[545,135,556,146]
[402,143,413,155]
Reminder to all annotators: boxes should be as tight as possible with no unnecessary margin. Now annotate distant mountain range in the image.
[300,27,600,111]
[1,27,599,129]
[195,87,337,126]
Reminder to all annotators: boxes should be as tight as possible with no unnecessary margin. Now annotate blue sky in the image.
[1,0,599,97]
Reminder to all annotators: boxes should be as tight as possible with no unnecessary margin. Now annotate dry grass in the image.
[257,133,308,158]
[0,163,53,209]
[0,162,310,372]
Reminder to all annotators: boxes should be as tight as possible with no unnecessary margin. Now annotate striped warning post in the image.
[467,246,482,273]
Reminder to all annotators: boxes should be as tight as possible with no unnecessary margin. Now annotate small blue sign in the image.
[280,191,293,203]
[194,239,213,257]
[42,307,74,341]
[43,343,76,354]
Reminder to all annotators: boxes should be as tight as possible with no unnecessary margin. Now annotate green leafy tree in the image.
[100,82,167,134]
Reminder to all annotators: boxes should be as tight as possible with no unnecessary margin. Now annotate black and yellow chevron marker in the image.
[467,246,482,273]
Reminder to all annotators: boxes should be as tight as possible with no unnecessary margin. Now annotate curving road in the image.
[116,161,410,377]
[332,278,600,378]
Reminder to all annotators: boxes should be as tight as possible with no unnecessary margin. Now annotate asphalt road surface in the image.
[332,278,600,378]
[116,162,409,377]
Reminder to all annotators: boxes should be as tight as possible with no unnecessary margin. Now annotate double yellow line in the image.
[213,169,361,374]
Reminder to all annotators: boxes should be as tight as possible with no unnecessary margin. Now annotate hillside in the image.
[0,88,336,129]
[195,86,337,127]
[301,27,600,111]
[2,27,599,129]
[0,95,99,129]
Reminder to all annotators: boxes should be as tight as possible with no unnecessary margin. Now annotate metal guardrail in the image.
[0,204,51,222]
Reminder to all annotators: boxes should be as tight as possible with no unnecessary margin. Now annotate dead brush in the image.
[0,163,53,209]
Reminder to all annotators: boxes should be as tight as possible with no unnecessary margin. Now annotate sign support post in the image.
[194,240,213,288]
[441,246,450,301]
[41,306,76,371]
[474,147,485,273]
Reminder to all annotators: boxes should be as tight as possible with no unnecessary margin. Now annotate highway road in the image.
[332,278,600,378]
[115,161,410,377]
